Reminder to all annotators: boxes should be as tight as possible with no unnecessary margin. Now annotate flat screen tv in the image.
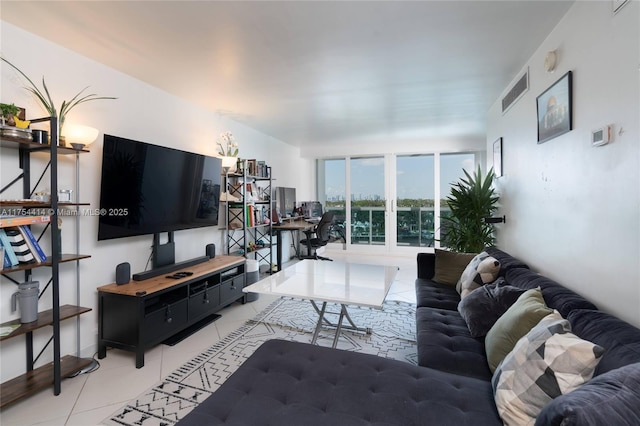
[98,134,222,241]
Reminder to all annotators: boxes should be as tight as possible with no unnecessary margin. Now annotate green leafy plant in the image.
[0,103,20,117]
[440,165,499,253]
[0,102,20,126]
[1,57,116,130]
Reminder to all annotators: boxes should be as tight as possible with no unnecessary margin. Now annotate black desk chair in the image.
[300,211,335,261]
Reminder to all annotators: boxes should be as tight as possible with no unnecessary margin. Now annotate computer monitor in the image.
[276,187,296,218]
[300,201,323,219]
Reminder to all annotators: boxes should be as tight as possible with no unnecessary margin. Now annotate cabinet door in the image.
[220,275,244,304]
[143,299,188,344]
[188,285,221,320]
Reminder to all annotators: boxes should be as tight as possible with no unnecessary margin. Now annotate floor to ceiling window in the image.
[396,155,435,247]
[439,153,476,246]
[350,157,385,246]
[317,152,477,252]
[321,159,346,243]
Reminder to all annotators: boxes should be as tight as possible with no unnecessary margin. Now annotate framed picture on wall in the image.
[536,71,573,144]
[493,137,503,177]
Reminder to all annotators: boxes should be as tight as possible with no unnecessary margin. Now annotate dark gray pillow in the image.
[535,362,640,426]
[457,278,526,337]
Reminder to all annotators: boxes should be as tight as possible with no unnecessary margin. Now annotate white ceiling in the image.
[1,1,573,148]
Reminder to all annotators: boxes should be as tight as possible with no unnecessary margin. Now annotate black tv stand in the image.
[132,256,210,281]
[98,256,246,368]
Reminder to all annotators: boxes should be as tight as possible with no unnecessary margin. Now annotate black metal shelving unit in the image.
[0,117,92,408]
[225,164,274,271]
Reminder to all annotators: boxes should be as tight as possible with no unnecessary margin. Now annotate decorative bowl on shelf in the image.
[1,126,32,140]
[70,143,85,150]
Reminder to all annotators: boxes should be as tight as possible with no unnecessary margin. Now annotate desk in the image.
[272,219,313,272]
[243,260,398,347]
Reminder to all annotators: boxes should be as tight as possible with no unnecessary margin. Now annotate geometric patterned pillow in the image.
[492,311,605,426]
[456,251,501,298]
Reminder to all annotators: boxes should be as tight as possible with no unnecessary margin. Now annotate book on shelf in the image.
[0,228,19,267]
[246,205,253,227]
[0,215,50,228]
[18,225,47,262]
[257,161,267,178]
[4,228,36,264]
[247,159,257,176]
[255,207,263,225]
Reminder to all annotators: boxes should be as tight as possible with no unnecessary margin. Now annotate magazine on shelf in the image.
[4,228,36,264]
[18,226,46,262]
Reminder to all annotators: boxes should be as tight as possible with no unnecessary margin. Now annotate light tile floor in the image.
[0,249,418,425]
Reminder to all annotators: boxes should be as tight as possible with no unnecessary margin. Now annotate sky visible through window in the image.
[324,154,474,201]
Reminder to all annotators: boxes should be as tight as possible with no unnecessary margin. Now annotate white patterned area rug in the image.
[102,297,416,426]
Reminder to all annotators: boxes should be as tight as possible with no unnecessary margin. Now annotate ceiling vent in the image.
[502,69,529,114]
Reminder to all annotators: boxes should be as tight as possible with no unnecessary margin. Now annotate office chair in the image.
[300,211,335,261]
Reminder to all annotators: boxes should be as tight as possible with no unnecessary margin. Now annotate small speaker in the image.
[205,243,216,259]
[115,262,131,285]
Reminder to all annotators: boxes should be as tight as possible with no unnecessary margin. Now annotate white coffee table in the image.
[243,260,399,348]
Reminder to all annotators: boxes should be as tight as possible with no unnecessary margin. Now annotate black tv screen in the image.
[98,134,222,240]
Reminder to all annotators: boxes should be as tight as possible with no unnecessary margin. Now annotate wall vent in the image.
[502,69,529,114]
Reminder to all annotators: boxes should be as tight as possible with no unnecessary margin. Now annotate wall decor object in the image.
[537,71,572,144]
[493,137,503,177]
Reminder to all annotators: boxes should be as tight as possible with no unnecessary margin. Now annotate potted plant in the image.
[440,165,499,253]
[0,103,20,126]
[1,57,116,140]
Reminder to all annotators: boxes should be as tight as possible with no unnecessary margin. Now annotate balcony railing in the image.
[326,206,451,247]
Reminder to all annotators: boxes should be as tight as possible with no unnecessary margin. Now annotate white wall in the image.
[302,135,485,158]
[486,1,640,326]
[0,22,311,382]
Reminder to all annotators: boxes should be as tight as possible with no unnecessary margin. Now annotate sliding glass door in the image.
[350,157,386,246]
[395,155,435,247]
[318,152,477,252]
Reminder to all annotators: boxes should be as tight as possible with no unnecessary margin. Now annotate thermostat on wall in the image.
[592,125,612,147]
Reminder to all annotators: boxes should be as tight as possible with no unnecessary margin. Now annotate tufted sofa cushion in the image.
[416,307,492,380]
[505,268,597,318]
[178,339,502,426]
[415,279,460,310]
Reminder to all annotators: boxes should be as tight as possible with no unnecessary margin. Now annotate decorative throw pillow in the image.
[432,249,477,287]
[485,287,553,372]
[535,362,640,426]
[456,251,501,298]
[492,311,604,426]
[457,278,526,337]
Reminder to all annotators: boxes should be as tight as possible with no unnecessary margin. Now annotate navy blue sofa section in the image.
[178,247,640,425]
[179,339,502,426]
[414,246,599,379]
